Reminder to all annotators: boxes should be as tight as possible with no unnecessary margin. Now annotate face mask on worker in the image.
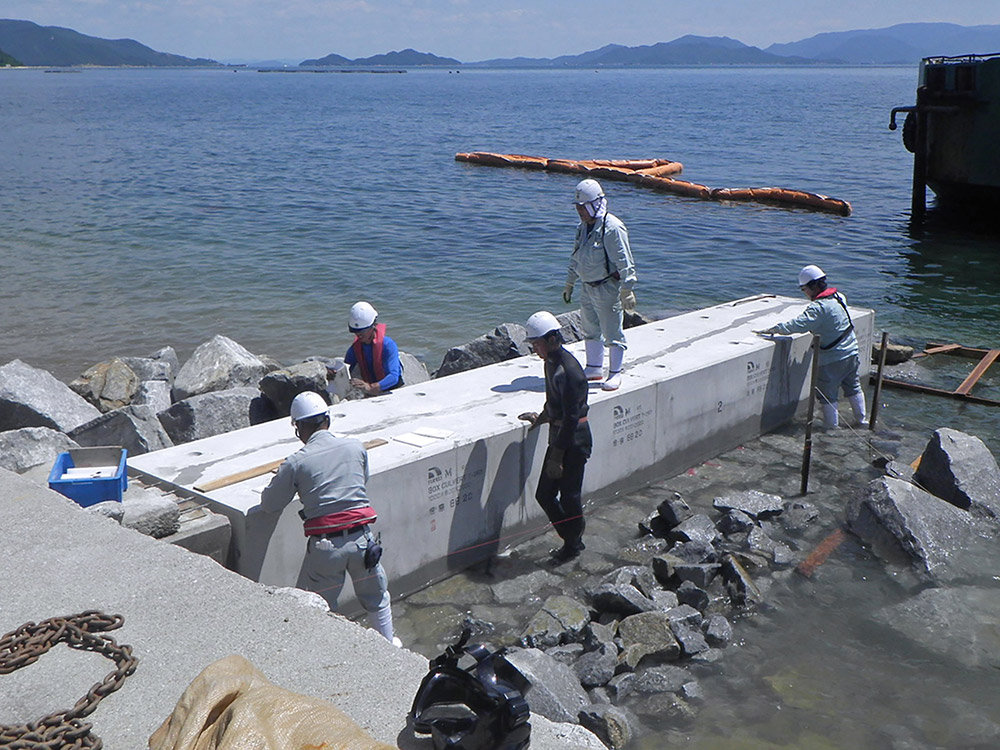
[582,195,607,219]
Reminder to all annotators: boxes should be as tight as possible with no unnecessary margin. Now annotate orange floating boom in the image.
[455,152,851,216]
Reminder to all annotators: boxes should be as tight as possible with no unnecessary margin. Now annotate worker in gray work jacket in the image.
[758,264,867,428]
[562,178,637,392]
[255,391,399,644]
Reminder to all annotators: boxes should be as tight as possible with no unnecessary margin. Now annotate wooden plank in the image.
[954,349,1000,396]
[915,343,963,358]
[195,459,285,493]
[193,437,390,493]
[923,342,991,359]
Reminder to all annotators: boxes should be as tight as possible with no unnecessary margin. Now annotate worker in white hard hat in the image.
[563,178,637,391]
[340,301,403,396]
[518,311,592,564]
[255,391,400,644]
[757,265,867,428]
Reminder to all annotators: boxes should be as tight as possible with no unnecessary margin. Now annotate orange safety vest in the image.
[351,323,387,383]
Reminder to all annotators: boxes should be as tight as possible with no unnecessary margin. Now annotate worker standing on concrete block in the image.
[518,311,593,564]
[336,301,403,396]
[562,178,637,391]
[254,391,400,644]
[757,265,867,428]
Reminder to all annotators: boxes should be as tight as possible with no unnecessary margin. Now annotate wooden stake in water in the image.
[869,331,889,431]
[800,335,821,495]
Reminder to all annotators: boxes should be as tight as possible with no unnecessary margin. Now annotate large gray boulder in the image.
[122,487,181,538]
[172,335,271,401]
[257,360,329,417]
[158,387,259,444]
[504,647,589,724]
[0,427,79,474]
[434,324,531,378]
[0,359,102,433]
[69,405,173,456]
[69,358,141,412]
[398,351,430,386]
[873,586,1000,669]
[120,346,179,384]
[913,428,1000,522]
[847,476,995,585]
[132,380,173,415]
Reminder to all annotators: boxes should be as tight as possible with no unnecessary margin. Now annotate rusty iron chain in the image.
[0,611,138,749]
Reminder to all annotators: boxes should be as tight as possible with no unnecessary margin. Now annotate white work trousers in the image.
[580,279,627,350]
[298,528,390,615]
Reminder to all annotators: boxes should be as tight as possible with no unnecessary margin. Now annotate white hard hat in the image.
[349,301,378,332]
[574,178,604,205]
[289,391,329,422]
[797,265,826,286]
[525,310,561,340]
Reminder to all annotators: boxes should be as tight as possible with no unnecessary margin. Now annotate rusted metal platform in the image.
[879,343,1000,407]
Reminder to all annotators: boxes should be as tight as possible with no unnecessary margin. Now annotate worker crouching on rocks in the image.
[518,311,592,564]
[340,301,403,396]
[255,391,399,644]
[758,265,867,428]
[563,178,637,391]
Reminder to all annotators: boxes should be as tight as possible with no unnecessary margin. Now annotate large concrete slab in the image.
[130,296,873,606]
[0,468,603,749]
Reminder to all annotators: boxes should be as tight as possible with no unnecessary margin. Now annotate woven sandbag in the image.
[148,654,394,750]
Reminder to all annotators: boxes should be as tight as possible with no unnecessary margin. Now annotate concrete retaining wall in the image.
[130,296,874,606]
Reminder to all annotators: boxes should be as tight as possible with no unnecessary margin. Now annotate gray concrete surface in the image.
[0,468,602,749]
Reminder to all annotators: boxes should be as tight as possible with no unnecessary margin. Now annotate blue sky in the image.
[4,0,999,62]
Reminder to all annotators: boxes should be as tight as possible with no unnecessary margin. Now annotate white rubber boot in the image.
[368,604,399,645]
[603,346,624,391]
[583,339,604,381]
[849,392,867,427]
[821,401,839,429]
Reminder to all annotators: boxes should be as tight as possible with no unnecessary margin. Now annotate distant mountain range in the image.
[0,19,218,66]
[766,23,1000,64]
[2,18,1000,68]
[301,48,460,67]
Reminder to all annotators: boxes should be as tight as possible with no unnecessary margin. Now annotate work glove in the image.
[518,411,543,431]
[620,287,637,312]
[544,448,565,480]
[562,282,574,305]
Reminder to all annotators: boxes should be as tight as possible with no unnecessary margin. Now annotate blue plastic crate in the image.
[48,446,128,507]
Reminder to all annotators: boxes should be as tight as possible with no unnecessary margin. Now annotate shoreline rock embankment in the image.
[393,423,1000,747]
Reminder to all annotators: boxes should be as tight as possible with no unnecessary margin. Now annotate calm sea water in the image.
[3,66,999,384]
[4,66,1000,746]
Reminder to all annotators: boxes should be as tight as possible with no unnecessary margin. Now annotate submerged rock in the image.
[847,476,995,585]
[712,489,784,519]
[873,586,1000,670]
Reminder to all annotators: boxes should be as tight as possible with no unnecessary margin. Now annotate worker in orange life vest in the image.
[343,301,403,397]
[757,265,867,428]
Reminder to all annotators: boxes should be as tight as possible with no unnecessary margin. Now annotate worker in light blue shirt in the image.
[342,301,403,396]
[563,179,637,392]
[758,265,867,428]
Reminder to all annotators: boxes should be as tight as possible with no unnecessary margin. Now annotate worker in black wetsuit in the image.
[518,310,593,564]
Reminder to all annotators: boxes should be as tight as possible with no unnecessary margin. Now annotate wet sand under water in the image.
[391,409,1000,749]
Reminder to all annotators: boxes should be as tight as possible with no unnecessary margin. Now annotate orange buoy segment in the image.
[454,151,851,215]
